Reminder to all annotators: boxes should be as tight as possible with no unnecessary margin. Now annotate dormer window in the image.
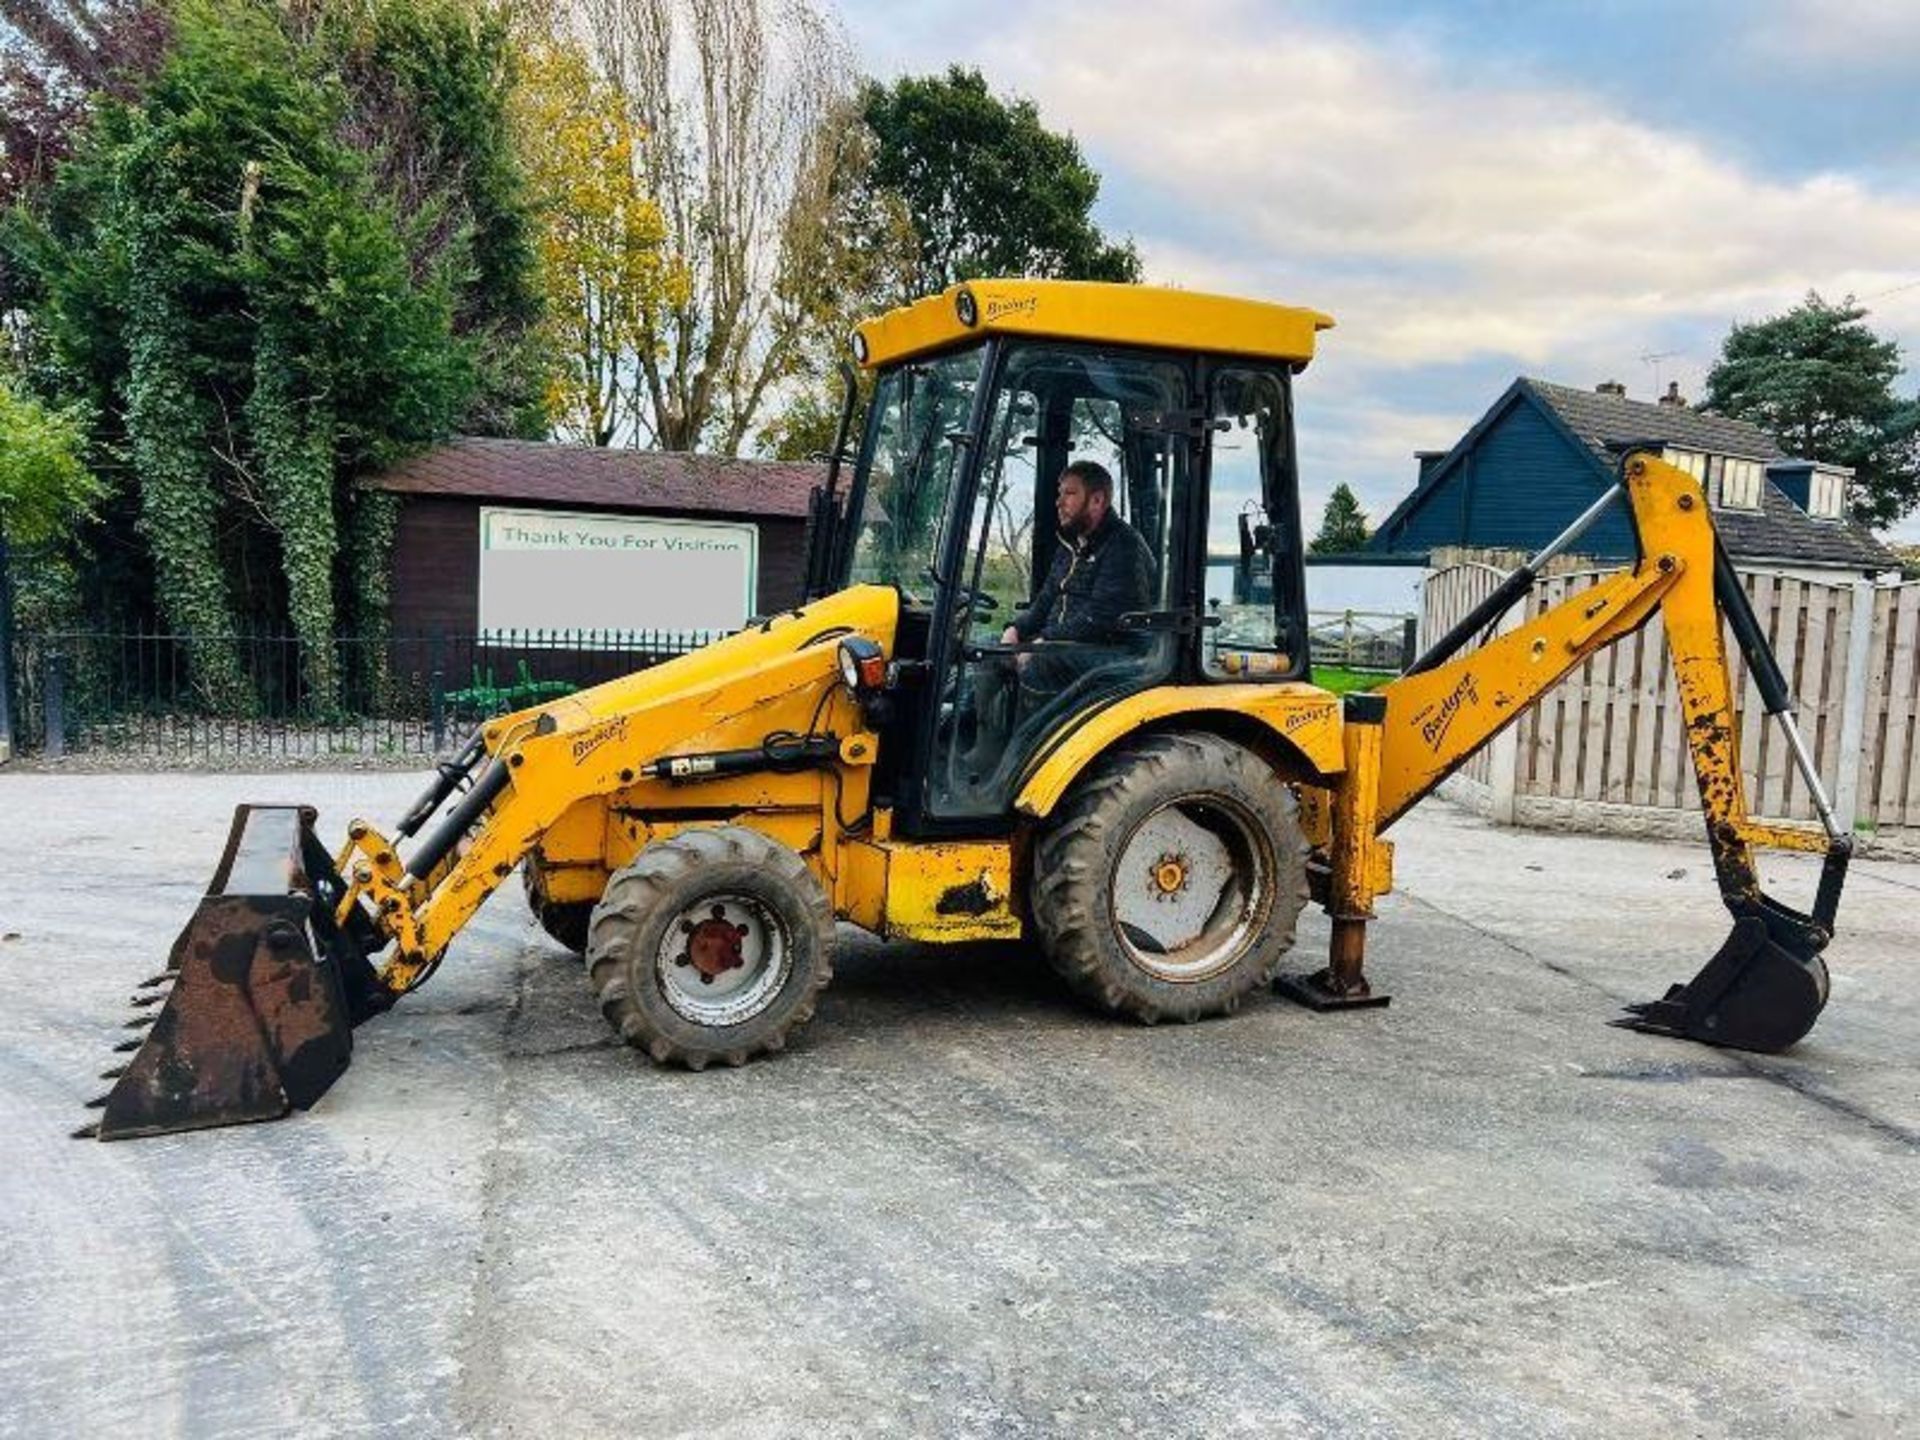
[1664,448,1707,482]
[1718,457,1763,510]
[1809,468,1848,520]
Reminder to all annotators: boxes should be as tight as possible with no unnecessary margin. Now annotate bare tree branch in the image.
[575,0,849,454]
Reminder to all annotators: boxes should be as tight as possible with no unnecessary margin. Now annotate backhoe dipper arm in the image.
[1306,450,1844,1052]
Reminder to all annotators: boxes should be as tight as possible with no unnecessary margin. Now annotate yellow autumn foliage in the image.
[512,39,687,445]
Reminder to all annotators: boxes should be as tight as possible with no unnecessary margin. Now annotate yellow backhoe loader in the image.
[80,281,1852,1139]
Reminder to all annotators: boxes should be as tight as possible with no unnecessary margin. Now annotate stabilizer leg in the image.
[1277,693,1392,1013]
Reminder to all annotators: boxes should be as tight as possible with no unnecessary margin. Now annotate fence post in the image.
[430,630,447,751]
[1400,614,1418,672]
[43,648,65,759]
[1832,578,1878,832]
[0,534,14,764]
[1486,601,1524,825]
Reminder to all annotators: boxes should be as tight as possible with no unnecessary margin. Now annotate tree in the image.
[860,66,1140,295]
[755,94,915,461]
[0,0,169,208]
[4,0,535,707]
[512,36,680,446]
[318,0,547,438]
[1311,483,1370,554]
[1702,292,1920,529]
[0,374,98,543]
[579,0,857,454]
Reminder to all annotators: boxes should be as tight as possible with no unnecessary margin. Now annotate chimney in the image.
[1658,380,1687,409]
[1595,380,1626,397]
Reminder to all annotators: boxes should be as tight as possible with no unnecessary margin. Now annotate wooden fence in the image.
[1421,558,1920,844]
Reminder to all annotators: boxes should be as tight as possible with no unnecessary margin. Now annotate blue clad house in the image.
[1370,378,1898,578]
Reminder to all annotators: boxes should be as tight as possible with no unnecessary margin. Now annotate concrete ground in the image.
[0,771,1914,1439]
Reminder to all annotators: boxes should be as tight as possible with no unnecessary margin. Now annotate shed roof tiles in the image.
[365,437,825,520]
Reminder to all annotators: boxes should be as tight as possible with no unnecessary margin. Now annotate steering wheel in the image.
[923,565,1000,616]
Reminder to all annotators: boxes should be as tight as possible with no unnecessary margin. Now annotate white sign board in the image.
[478,506,759,638]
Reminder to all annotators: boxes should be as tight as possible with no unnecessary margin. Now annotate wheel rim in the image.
[1109,793,1274,982]
[654,893,793,1027]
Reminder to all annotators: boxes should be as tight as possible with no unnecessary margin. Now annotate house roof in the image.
[364,438,824,519]
[1524,379,1784,461]
[1376,379,1897,572]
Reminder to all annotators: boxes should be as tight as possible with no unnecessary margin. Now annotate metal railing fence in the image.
[7,627,723,762]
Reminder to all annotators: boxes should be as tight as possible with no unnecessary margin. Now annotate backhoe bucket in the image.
[1614,912,1831,1054]
[78,805,383,1141]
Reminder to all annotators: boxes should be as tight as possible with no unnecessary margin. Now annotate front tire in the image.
[585,827,835,1068]
[523,856,593,955]
[1031,732,1310,1024]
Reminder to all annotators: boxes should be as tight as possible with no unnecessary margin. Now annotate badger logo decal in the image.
[572,716,628,765]
[1415,673,1480,753]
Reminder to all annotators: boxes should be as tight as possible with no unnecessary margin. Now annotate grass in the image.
[1312,665,1393,695]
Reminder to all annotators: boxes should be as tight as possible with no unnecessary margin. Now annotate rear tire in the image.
[523,858,593,956]
[585,827,834,1068]
[1031,732,1309,1024]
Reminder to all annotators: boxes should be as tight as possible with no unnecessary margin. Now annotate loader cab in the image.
[813,282,1327,835]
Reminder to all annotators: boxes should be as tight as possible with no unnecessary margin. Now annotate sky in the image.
[834,0,1920,542]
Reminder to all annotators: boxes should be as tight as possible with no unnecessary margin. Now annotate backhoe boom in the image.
[1291,449,1845,1051]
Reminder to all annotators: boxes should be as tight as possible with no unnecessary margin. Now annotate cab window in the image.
[1203,367,1305,680]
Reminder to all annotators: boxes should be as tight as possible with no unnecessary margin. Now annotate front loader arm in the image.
[327,593,895,998]
[1304,450,1846,1052]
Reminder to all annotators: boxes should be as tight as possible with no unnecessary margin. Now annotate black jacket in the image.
[1011,513,1156,643]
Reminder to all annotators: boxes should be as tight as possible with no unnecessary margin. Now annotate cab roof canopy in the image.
[852,279,1335,371]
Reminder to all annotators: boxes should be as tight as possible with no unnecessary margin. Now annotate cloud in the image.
[980,0,1919,359]
[1744,0,1920,68]
[954,0,1920,535]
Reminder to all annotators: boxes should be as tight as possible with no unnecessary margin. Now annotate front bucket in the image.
[80,806,381,1140]
[1614,913,1831,1054]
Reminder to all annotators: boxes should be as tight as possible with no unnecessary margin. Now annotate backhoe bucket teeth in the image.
[1614,914,1831,1054]
[86,805,383,1140]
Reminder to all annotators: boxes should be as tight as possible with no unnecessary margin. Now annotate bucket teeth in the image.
[129,993,166,1008]
[123,1015,155,1030]
[100,1065,127,1081]
[84,1094,109,1109]
[141,973,174,988]
[112,1037,143,1053]
[71,1123,100,1141]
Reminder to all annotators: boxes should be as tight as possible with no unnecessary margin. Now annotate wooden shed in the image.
[364,439,824,637]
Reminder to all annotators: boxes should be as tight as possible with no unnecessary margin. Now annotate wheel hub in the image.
[1151,853,1191,900]
[678,909,748,985]
[1111,797,1271,981]
[654,892,794,1028]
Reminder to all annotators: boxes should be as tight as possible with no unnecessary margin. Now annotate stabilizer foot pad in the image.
[1274,969,1391,1012]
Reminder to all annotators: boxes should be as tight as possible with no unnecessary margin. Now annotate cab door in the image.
[1199,364,1308,681]
[918,343,1196,824]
